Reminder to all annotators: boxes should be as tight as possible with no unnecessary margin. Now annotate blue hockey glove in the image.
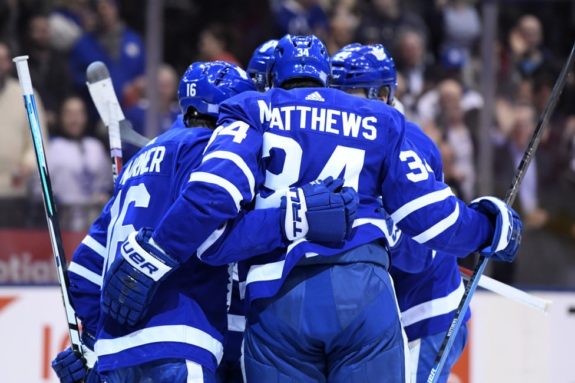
[281,177,358,243]
[51,348,86,383]
[469,196,523,262]
[101,228,179,326]
[51,332,98,383]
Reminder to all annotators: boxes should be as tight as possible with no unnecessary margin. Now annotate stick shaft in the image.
[428,41,575,382]
[12,56,83,356]
[459,267,550,313]
[108,118,123,181]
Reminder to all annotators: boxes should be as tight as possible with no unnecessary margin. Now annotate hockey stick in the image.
[120,119,151,148]
[427,41,575,383]
[86,62,151,159]
[13,56,84,358]
[459,266,551,314]
[86,62,123,181]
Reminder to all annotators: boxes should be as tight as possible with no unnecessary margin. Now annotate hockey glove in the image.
[51,332,99,383]
[281,177,358,243]
[51,348,86,383]
[469,196,523,262]
[101,228,179,326]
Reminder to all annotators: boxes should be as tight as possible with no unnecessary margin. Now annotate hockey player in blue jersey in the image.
[247,39,278,92]
[54,61,256,383]
[100,34,522,382]
[331,42,473,383]
[217,42,280,383]
[52,59,357,383]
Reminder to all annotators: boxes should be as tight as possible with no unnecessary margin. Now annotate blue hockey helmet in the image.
[247,39,278,91]
[177,61,255,119]
[270,34,330,88]
[331,43,397,104]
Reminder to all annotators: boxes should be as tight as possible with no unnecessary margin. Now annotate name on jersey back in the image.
[258,100,377,140]
[120,146,166,185]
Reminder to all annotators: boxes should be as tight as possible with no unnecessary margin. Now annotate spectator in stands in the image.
[272,0,329,39]
[355,0,428,50]
[437,80,476,201]
[493,103,547,228]
[48,0,94,52]
[325,1,359,55]
[124,64,179,160]
[0,41,47,226]
[439,0,481,58]
[394,28,433,117]
[416,56,484,134]
[68,0,145,105]
[41,96,111,231]
[24,13,73,133]
[509,15,556,80]
[197,24,240,65]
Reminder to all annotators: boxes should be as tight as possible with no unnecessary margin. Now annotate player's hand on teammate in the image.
[281,176,358,243]
[469,196,523,262]
[101,228,179,326]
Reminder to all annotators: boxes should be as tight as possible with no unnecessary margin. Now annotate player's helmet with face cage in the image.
[247,39,278,92]
[331,43,397,104]
[177,61,255,119]
[270,34,331,88]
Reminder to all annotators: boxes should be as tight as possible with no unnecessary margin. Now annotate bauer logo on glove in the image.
[121,236,168,280]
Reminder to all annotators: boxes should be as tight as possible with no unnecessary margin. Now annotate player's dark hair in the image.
[281,78,324,90]
[184,107,217,129]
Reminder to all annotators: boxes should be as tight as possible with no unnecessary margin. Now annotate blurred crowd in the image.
[0,0,574,284]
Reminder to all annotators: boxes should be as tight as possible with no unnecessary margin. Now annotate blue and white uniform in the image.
[387,122,470,382]
[330,42,470,382]
[70,121,228,378]
[158,87,493,299]
[146,82,495,382]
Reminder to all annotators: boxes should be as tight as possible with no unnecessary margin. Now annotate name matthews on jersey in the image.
[120,146,166,185]
[257,100,377,140]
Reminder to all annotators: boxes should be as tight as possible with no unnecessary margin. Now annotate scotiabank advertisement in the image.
[0,230,83,284]
[1,229,575,382]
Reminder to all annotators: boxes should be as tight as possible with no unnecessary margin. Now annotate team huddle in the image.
[51,34,523,383]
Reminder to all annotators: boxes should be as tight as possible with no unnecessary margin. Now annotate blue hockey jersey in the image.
[200,119,470,342]
[151,87,494,306]
[68,118,231,373]
[386,121,469,341]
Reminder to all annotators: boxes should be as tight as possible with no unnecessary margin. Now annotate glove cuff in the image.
[121,231,178,282]
[284,187,309,241]
[469,196,512,254]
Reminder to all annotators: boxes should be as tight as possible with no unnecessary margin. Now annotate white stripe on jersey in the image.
[390,187,453,223]
[81,235,106,258]
[186,360,205,383]
[245,238,305,285]
[202,151,255,199]
[228,314,246,332]
[95,325,223,364]
[196,223,228,259]
[400,281,464,327]
[68,262,103,286]
[189,172,243,211]
[412,203,460,244]
[246,260,285,285]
